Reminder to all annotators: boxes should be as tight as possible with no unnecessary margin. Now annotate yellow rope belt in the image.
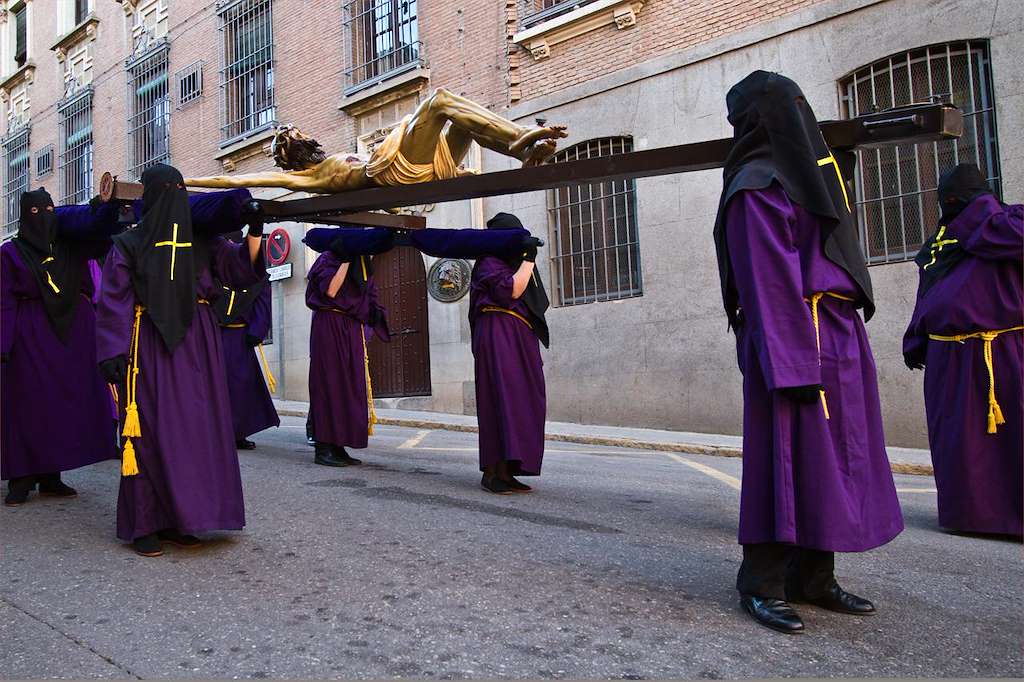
[117,298,211,477]
[803,292,857,420]
[928,325,1024,434]
[221,322,246,328]
[481,305,533,330]
[257,343,277,394]
[316,307,376,435]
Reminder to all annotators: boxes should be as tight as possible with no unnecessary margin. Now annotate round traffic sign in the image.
[267,228,291,266]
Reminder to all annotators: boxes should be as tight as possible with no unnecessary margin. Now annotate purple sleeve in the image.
[211,236,266,289]
[725,188,821,391]
[946,196,1023,260]
[246,284,272,339]
[308,252,343,298]
[95,248,137,363]
[55,201,122,240]
[901,276,929,365]
[1,246,17,356]
[474,257,515,308]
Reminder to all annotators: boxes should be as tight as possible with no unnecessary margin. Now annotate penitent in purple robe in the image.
[306,253,386,449]
[96,239,263,541]
[220,284,280,440]
[1,244,118,480]
[726,184,903,551]
[903,195,1023,536]
[469,257,546,475]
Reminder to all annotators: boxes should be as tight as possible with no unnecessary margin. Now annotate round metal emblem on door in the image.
[427,258,472,303]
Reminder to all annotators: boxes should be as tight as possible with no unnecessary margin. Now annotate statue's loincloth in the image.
[365,115,459,186]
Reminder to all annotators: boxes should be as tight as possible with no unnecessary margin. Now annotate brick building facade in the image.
[2,0,1020,447]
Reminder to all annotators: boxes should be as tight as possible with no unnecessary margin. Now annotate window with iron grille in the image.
[176,60,204,107]
[58,90,94,205]
[548,137,642,306]
[35,144,53,178]
[218,0,275,143]
[127,45,171,179]
[13,4,27,69]
[522,0,598,28]
[343,0,422,94]
[3,128,30,239]
[839,40,1001,265]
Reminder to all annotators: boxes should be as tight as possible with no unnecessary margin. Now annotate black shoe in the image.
[481,475,515,495]
[4,477,35,506]
[132,533,164,557]
[331,446,362,466]
[157,529,202,548]
[314,443,351,467]
[37,476,77,498]
[236,439,256,450]
[505,477,533,493]
[740,594,805,634]
[806,584,876,616]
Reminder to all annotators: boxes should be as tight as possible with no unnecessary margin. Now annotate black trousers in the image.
[736,543,836,601]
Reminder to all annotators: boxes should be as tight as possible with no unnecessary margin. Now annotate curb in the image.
[278,407,934,477]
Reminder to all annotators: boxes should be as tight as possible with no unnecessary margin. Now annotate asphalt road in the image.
[2,416,1021,679]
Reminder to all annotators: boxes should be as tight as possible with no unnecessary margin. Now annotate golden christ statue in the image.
[186,88,568,194]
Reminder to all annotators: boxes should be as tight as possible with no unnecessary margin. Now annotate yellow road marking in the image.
[663,452,741,491]
[398,430,432,450]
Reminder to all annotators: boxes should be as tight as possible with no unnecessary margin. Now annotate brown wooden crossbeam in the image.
[99,102,961,222]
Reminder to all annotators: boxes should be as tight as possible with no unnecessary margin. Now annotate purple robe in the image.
[469,257,546,475]
[1,244,118,480]
[305,253,386,449]
[903,195,1023,536]
[220,284,280,440]
[96,239,263,541]
[726,184,903,551]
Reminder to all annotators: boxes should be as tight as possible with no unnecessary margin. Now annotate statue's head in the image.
[272,125,327,170]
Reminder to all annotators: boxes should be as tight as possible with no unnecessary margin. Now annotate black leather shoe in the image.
[4,476,35,506]
[314,443,351,467]
[158,529,202,548]
[481,475,515,495]
[236,439,256,450]
[37,477,77,498]
[740,594,805,634]
[506,477,533,493]
[806,584,876,615]
[132,533,164,557]
[331,446,362,466]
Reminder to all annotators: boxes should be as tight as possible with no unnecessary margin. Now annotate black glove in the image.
[1,351,10,363]
[522,243,538,263]
[99,355,128,385]
[904,349,926,371]
[242,200,264,238]
[245,334,263,348]
[88,194,104,210]
[368,307,385,328]
[778,384,823,404]
[328,237,352,263]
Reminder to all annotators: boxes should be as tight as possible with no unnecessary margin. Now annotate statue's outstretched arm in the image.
[186,169,323,192]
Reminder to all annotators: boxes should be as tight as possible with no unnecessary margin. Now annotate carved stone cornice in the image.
[339,67,430,117]
[512,0,644,61]
[51,14,100,61]
[0,61,35,96]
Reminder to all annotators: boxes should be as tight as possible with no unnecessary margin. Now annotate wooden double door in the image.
[367,247,431,398]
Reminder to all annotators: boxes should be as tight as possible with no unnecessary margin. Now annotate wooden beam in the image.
[256,206,426,230]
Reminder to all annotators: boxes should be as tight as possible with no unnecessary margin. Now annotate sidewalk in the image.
[274,399,934,476]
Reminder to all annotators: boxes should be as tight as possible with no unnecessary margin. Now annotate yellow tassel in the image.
[122,402,142,438]
[362,325,376,436]
[820,389,831,421]
[987,410,998,435]
[993,401,1005,426]
[257,344,277,394]
[121,438,139,476]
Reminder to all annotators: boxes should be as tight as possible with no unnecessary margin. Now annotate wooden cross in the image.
[154,223,192,280]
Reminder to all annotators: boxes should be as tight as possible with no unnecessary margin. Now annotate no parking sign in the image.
[266,228,291,266]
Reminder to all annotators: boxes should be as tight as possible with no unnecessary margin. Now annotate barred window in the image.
[58,90,94,205]
[176,60,204,107]
[127,45,170,179]
[548,137,642,306]
[3,128,30,239]
[522,0,598,28]
[343,0,422,93]
[839,40,1001,265]
[13,4,27,69]
[35,144,53,179]
[218,0,275,143]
